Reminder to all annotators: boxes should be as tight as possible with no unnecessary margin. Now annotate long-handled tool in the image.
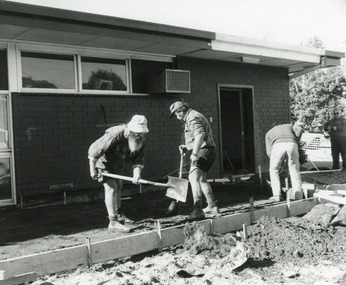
[165,151,188,202]
[102,172,189,202]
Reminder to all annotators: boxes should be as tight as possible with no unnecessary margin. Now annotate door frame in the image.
[0,91,16,206]
[217,84,256,176]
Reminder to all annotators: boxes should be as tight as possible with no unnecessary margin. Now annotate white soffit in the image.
[212,33,323,64]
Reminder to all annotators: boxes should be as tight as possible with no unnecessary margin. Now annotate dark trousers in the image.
[331,136,346,169]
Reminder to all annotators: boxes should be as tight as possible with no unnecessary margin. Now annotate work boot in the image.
[166,200,179,216]
[187,207,205,221]
[269,195,283,202]
[116,208,133,224]
[108,221,130,232]
[203,203,220,216]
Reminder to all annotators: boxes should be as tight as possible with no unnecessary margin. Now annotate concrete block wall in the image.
[11,57,289,198]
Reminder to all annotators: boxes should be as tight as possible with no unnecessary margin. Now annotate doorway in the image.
[218,86,255,177]
[0,93,15,206]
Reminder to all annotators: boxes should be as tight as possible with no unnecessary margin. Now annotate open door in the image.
[219,87,255,177]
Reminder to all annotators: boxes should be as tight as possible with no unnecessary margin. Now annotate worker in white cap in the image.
[88,115,149,231]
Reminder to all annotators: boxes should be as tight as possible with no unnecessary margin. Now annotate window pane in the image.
[21,52,75,89]
[0,157,11,200]
[0,49,9,90]
[0,95,8,149]
[81,57,127,91]
[131,59,172,93]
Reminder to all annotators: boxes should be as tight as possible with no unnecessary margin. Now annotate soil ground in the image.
[1,175,346,284]
[0,180,260,260]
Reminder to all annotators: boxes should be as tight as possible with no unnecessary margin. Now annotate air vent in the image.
[148,69,190,94]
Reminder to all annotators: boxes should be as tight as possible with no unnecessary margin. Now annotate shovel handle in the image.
[102,172,169,188]
[179,153,185,179]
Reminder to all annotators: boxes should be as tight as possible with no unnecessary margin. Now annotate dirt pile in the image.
[247,211,346,267]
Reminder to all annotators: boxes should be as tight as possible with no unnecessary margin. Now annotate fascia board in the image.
[213,33,324,64]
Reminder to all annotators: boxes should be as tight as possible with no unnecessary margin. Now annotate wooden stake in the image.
[249,196,255,224]
[156,220,162,252]
[86,237,92,267]
[258,165,262,188]
[242,224,248,240]
[286,192,291,217]
[210,219,214,234]
[64,192,67,205]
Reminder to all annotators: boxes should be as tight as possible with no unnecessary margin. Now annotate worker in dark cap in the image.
[168,101,219,220]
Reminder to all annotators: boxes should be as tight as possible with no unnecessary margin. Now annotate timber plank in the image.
[214,212,249,234]
[0,245,87,278]
[314,192,346,205]
[290,198,319,216]
[0,272,37,285]
[91,231,158,264]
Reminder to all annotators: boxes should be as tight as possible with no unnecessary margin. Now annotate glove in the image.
[179,145,187,156]
[89,159,99,180]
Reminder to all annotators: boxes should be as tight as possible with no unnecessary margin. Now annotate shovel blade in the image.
[165,176,189,202]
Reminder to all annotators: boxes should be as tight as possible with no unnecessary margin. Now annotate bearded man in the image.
[88,115,149,231]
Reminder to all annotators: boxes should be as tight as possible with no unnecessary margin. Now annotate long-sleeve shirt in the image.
[265,124,303,157]
[183,109,215,150]
[324,117,346,138]
[88,125,145,172]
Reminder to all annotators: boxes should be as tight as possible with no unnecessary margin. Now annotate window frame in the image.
[78,54,130,94]
[19,50,78,93]
[13,43,174,95]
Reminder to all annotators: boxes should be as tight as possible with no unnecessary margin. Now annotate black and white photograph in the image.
[0,0,345,284]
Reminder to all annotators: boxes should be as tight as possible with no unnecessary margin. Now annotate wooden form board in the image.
[0,197,319,279]
[314,192,346,205]
[0,272,37,285]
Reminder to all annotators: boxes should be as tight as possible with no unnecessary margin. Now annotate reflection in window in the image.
[0,95,8,149]
[0,49,9,90]
[131,59,173,93]
[81,57,127,91]
[0,157,11,200]
[21,52,75,89]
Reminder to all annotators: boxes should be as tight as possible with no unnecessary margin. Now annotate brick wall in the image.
[12,58,289,197]
[176,58,290,176]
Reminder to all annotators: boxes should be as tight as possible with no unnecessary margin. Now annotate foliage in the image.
[289,37,346,133]
[85,69,126,90]
[22,76,57,88]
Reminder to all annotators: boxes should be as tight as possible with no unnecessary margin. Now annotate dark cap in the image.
[169,101,189,118]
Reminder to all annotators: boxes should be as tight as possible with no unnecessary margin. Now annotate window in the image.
[131,59,173,93]
[17,45,174,94]
[0,49,8,90]
[21,52,75,89]
[81,57,127,91]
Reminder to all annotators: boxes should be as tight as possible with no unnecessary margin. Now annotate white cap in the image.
[127,115,149,133]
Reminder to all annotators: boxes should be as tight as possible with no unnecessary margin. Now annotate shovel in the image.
[165,152,188,202]
[102,172,189,202]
